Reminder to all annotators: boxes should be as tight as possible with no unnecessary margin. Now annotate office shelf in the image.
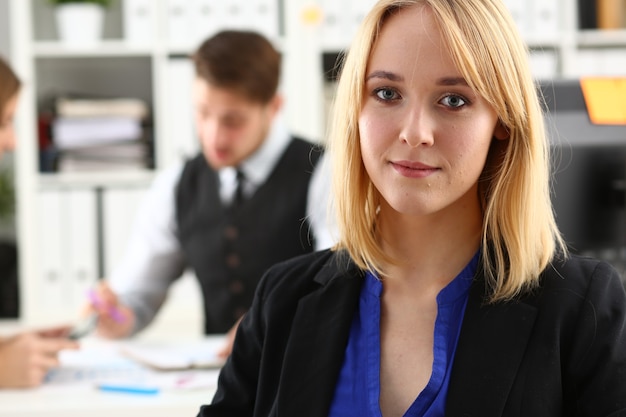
[6,0,626,323]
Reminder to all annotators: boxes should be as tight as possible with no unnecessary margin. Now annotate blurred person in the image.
[0,56,78,389]
[88,30,335,356]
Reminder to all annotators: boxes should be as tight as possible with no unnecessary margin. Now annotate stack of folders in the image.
[51,96,153,173]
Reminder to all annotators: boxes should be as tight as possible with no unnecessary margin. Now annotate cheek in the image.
[450,135,493,179]
[358,120,378,172]
[358,113,392,156]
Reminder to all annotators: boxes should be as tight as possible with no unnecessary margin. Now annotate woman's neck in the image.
[377,204,482,291]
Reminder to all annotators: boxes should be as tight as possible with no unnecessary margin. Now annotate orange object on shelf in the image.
[596,0,625,29]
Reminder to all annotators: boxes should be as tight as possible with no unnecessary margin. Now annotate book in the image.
[579,0,598,29]
[55,139,152,172]
[596,0,625,29]
[56,97,149,119]
[52,116,144,149]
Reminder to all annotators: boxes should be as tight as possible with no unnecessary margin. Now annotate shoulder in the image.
[255,249,359,302]
[540,254,623,294]
[175,153,218,195]
[143,163,184,204]
[179,153,211,177]
[528,254,626,318]
[286,137,324,165]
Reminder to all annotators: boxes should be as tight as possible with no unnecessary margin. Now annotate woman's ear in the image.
[494,121,510,140]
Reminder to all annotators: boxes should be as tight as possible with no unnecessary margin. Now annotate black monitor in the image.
[540,80,626,255]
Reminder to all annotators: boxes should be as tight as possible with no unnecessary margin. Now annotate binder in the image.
[66,190,98,306]
[578,0,598,29]
[223,0,247,30]
[164,58,198,168]
[502,0,529,37]
[167,0,193,48]
[38,190,68,312]
[244,0,280,40]
[37,189,97,314]
[319,0,349,51]
[123,0,156,45]
[596,0,625,29]
[347,0,378,42]
[191,0,222,46]
[529,0,560,36]
[102,187,148,277]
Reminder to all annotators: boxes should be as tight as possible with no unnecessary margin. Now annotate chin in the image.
[204,153,229,169]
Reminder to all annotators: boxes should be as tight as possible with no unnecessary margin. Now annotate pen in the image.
[67,312,99,340]
[97,383,160,395]
[88,289,126,323]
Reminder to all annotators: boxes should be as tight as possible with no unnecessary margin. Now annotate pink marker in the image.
[88,289,126,323]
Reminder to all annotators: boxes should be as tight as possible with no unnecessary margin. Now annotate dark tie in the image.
[233,168,245,208]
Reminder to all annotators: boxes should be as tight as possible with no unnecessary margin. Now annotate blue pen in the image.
[97,383,160,395]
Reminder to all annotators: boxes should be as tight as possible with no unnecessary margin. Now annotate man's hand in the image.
[84,281,136,339]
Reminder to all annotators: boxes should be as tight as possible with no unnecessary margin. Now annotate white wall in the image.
[0,0,9,58]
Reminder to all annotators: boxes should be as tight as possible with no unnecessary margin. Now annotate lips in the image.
[391,160,439,178]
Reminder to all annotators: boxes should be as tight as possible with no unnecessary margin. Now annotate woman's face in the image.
[0,92,19,159]
[358,5,506,220]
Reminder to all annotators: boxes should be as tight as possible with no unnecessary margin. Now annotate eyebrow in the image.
[365,72,469,87]
[365,71,404,82]
[436,77,469,86]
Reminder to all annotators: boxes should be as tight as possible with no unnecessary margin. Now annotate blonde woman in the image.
[199,1,626,416]
[0,57,78,388]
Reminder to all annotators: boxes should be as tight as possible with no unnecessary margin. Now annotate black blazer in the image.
[198,250,626,417]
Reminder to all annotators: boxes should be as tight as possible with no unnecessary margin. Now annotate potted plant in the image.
[47,0,113,45]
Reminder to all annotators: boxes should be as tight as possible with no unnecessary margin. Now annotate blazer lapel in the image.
[275,259,363,417]
[446,275,538,417]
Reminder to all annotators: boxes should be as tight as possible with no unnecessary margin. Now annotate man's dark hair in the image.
[192,30,281,104]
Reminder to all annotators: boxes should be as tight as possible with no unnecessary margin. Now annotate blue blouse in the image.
[328,252,478,417]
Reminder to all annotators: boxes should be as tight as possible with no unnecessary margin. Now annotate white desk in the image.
[0,335,222,417]
[0,386,214,417]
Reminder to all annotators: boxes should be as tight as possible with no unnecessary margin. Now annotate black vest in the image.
[176,138,323,333]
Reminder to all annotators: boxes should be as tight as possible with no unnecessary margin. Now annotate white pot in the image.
[55,4,105,46]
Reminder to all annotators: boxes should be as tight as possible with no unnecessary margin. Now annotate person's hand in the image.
[85,281,136,339]
[0,327,79,388]
[216,316,243,359]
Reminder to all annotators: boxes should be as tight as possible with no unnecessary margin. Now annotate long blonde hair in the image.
[327,0,566,302]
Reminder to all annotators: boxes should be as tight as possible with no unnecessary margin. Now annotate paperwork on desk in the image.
[44,338,223,392]
[120,339,226,371]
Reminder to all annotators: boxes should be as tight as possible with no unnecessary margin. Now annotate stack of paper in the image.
[52,117,143,149]
[50,96,152,172]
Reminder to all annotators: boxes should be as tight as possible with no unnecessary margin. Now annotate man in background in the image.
[89,30,334,355]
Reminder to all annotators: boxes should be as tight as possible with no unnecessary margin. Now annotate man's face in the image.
[193,77,279,168]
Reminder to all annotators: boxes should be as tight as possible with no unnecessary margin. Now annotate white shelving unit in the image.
[5,0,626,326]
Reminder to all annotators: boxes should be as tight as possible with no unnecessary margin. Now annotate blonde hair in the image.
[327,0,567,302]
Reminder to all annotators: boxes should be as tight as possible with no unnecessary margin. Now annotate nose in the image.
[399,105,434,148]
[198,118,227,148]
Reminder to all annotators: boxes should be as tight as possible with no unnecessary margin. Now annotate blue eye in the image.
[374,87,399,101]
[440,94,466,108]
